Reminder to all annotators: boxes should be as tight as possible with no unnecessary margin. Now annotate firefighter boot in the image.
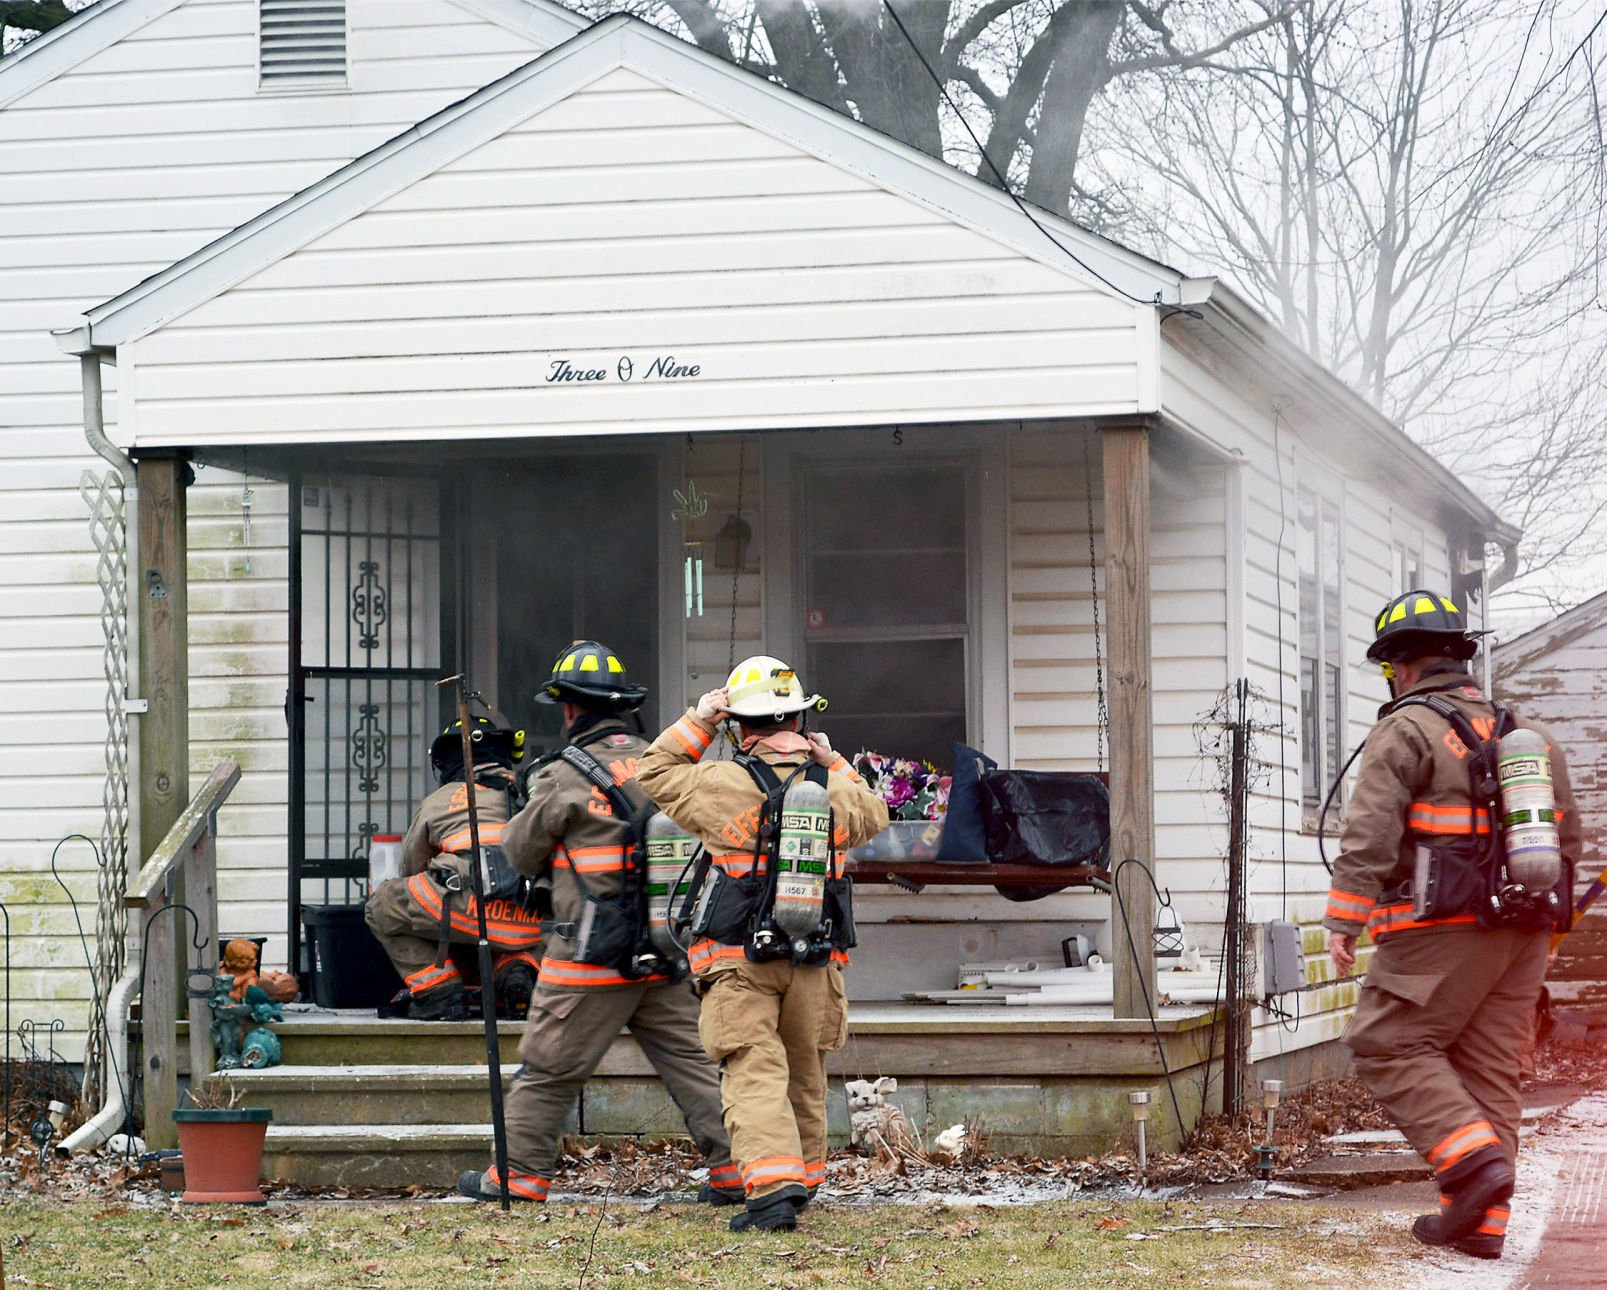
[699,1184,744,1207]
[1415,1196,1507,1259]
[496,958,537,1020]
[457,1169,549,1203]
[729,1183,808,1232]
[409,982,469,1022]
[1412,1153,1514,1247]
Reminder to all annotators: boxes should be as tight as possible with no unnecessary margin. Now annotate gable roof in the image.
[1494,588,1607,678]
[0,0,585,111]
[59,13,1194,354]
[44,7,1512,548]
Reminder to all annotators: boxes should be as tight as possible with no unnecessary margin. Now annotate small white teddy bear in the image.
[844,1076,914,1161]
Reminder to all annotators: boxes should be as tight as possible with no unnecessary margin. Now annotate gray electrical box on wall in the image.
[1263,920,1306,996]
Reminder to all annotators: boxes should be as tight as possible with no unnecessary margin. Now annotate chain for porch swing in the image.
[726,436,746,676]
[1082,432,1109,775]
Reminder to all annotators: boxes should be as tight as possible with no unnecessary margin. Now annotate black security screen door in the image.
[287,472,456,973]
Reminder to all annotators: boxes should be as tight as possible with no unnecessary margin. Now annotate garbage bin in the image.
[300,905,402,1009]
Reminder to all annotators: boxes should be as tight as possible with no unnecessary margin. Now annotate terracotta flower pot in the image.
[171,1107,272,1204]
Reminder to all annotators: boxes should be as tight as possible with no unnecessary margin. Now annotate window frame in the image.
[1297,479,1346,830]
[760,427,1009,768]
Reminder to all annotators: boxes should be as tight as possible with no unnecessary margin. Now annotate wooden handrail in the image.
[124,759,239,1148]
[125,760,240,909]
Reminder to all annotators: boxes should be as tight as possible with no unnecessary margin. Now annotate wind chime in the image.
[672,480,711,619]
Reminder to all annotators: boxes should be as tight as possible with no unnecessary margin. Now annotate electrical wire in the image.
[1316,738,1369,874]
[880,0,1165,309]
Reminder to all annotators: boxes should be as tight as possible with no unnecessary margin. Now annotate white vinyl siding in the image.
[0,0,567,1060]
[115,68,1151,449]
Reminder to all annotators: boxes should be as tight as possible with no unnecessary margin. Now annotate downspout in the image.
[58,965,139,1155]
[1483,537,1519,699]
[58,344,144,1154]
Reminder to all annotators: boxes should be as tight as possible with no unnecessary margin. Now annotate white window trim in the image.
[1297,473,1346,832]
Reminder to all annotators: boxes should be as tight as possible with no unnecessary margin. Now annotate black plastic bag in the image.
[979,771,1110,901]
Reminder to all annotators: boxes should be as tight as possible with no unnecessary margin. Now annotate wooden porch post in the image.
[136,454,191,1123]
[1101,425,1156,1019]
[137,454,189,864]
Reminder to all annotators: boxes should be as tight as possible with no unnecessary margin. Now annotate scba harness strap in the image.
[429,765,529,970]
[681,757,855,965]
[1381,694,1568,931]
[547,740,669,979]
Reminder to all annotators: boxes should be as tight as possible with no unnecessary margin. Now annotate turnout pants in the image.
[1345,925,1547,1215]
[490,981,735,1200]
[364,872,541,998]
[697,959,849,1201]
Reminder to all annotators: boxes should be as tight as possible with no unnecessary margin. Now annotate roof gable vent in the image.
[259,0,347,89]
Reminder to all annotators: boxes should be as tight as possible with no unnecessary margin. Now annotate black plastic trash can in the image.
[301,904,402,1009]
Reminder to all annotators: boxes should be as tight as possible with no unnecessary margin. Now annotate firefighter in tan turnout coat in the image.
[1326,591,1581,1261]
[639,655,889,1233]
[457,642,737,1205]
[365,714,542,1020]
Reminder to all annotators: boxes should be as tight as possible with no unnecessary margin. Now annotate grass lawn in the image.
[0,1193,1419,1288]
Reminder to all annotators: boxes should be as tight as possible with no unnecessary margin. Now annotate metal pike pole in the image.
[439,674,511,1211]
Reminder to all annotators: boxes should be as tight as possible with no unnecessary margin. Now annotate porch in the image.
[130,416,1210,1025]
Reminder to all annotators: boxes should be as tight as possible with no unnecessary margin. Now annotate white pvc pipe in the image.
[57,957,138,1155]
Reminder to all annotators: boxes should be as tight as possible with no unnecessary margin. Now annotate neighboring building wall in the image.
[0,0,570,1058]
[1496,603,1607,870]
[1496,604,1607,1006]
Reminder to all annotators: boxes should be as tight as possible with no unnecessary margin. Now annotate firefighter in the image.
[1325,590,1581,1261]
[638,655,890,1232]
[365,713,543,1020]
[457,641,739,1205]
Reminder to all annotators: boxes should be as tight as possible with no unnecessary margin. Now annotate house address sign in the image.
[546,355,702,384]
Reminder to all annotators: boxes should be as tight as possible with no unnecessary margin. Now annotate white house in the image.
[1,0,587,1068]
[4,2,1519,1159]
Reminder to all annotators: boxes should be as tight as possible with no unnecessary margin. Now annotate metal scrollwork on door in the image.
[350,820,379,863]
[352,702,388,793]
[352,560,388,650]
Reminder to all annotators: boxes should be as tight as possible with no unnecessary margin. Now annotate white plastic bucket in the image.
[368,834,404,890]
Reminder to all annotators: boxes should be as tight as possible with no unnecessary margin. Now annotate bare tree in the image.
[1081,0,1607,610]
[578,0,1300,215]
[0,0,74,54]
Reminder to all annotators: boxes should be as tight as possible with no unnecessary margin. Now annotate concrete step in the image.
[219,1063,689,1136]
[263,1123,494,1190]
[221,1064,522,1126]
[270,1015,529,1067]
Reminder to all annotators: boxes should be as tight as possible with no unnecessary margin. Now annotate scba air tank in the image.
[644,812,698,960]
[772,778,831,943]
[1496,727,1562,890]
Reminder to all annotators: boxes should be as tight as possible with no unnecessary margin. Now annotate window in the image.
[800,460,969,767]
[1391,531,1423,593]
[1298,486,1343,821]
[259,1,347,89]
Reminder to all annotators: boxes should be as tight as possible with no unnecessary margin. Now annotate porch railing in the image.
[125,761,238,1149]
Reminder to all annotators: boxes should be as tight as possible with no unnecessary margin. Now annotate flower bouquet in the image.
[846,752,950,861]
